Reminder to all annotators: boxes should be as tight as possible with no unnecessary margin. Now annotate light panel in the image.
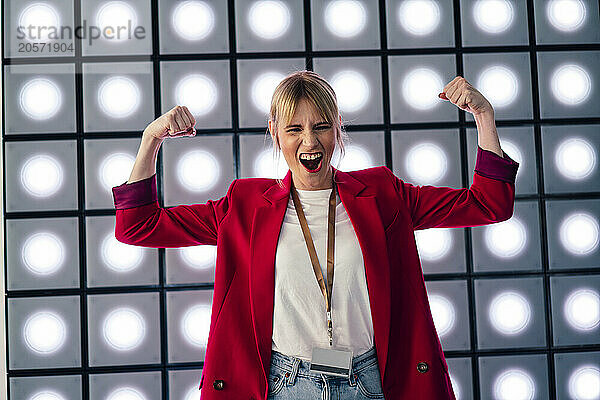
[425,281,470,351]
[235,0,304,52]
[479,354,550,400]
[2,1,599,398]
[541,125,600,194]
[171,1,215,41]
[472,201,542,272]
[533,0,600,44]
[385,0,455,48]
[83,62,154,132]
[537,51,599,119]
[475,278,546,349]
[4,64,76,134]
[315,56,384,124]
[80,0,152,56]
[460,0,529,46]
[159,0,229,54]
[392,128,461,189]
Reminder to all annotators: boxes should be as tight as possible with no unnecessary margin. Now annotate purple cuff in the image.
[475,145,519,184]
[112,173,158,210]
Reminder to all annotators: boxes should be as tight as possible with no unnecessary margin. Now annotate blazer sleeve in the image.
[111,173,236,247]
[384,145,520,231]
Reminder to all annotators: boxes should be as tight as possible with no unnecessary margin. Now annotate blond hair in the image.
[266,70,348,187]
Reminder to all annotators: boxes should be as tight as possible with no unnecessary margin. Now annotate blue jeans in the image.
[267,346,385,399]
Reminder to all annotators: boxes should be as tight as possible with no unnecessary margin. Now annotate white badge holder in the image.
[309,346,353,378]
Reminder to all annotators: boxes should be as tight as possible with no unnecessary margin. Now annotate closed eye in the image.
[287,125,331,133]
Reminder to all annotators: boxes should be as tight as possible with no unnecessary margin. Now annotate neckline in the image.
[295,188,333,193]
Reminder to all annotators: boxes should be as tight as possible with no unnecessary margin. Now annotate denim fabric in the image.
[267,346,385,400]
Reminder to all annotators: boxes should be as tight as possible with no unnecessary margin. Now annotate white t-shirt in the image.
[271,187,375,360]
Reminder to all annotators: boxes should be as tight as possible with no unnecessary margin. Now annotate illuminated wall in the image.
[2,1,599,399]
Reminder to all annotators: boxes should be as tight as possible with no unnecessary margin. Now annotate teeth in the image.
[300,153,322,160]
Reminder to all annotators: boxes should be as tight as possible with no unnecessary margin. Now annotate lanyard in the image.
[290,179,337,346]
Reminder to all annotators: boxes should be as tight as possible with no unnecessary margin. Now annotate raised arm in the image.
[383,146,519,231]
[111,105,235,248]
[112,173,235,247]
[386,75,520,230]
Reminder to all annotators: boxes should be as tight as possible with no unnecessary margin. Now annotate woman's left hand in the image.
[438,76,493,116]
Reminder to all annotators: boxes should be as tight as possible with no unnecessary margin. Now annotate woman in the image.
[112,71,519,399]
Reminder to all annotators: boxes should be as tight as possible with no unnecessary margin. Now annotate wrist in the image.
[474,109,495,123]
[142,132,164,149]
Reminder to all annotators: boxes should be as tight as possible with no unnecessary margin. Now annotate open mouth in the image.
[299,152,323,173]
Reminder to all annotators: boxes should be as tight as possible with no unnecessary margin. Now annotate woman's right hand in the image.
[143,105,196,141]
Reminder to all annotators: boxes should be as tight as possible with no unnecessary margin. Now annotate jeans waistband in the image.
[269,346,378,377]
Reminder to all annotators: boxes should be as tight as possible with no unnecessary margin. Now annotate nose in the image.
[302,130,319,147]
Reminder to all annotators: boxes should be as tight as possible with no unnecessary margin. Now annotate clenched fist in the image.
[143,105,197,141]
[439,76,493,116]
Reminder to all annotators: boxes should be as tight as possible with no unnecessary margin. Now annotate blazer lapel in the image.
[248,167,391,387]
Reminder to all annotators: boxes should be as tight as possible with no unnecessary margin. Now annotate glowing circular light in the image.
[175,74,218,117]
[484,216,527,258]
[568,366,600,400]
[493,369,536,400]
[106,387,146,400]
[397,0,441,36]
[324,0,367,38]
[20,154,63,198]
[99,152,136,191]
[18,3,61,42]
[172,1,215,41]
[176,149,220,192]
[555,137,596,181]
[415,228,453,261]
[101,233,144,273]
[98,76,141,118]
[449,373,461,400]
[547,0,586,32]
[31,391,66,400]
[332,144,373,172]
[499,140,523,167]
[180,245,217,270]
[564,289,600,332]
[22,232,65,276]
[96,1,138,42]
[401,68,445,110]
[559,212,599,256]
[19,78,62,120]
[184,386,201,400]
[473,0,514,34]
[181,304,211,347]
[102,308,146,351]
[550,64,592,106]
[405,142,448,185]
[477,65,519,108]
[254,148,288,178]
[23,311,67,354]
[247,1,291,40]
[428,294,456,337]
[330,70,370,113]
[251,71,285,114]
[489,291,532,335]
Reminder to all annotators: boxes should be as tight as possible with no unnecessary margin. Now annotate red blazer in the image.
[112,146,519,400]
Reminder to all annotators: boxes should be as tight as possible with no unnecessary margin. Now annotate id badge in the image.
[309,346,353,378]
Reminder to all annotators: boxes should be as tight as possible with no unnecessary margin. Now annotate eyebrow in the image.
[285,121,330,129]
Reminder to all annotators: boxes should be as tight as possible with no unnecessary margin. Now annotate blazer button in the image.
[417,362,429,373]
[213,379,225,390]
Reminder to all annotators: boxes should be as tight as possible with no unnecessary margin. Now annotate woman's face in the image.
[269,97,339,190]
